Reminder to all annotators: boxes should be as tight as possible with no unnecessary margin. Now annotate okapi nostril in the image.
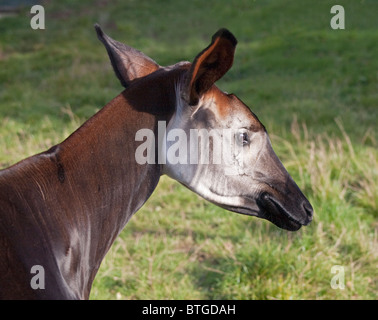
[303,202,314,220]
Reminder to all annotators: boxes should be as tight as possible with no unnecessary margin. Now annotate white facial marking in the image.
[161,83,269,214]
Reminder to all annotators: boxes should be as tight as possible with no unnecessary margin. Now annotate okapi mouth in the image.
[256,192,312,231]
[200,191,312,232]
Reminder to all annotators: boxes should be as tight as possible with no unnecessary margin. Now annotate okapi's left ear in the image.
[186,28,237,105]
[95,24,160,88]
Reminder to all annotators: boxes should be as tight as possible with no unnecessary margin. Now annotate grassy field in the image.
[0,0,377,299]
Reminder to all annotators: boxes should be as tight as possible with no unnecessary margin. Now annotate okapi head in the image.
[96,25,313,231]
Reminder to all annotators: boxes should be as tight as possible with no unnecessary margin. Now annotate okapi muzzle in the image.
[253,137,313,231]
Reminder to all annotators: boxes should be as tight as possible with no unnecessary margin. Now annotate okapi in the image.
[0,25,313,299]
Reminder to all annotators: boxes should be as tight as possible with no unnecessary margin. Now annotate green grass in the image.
[0,0,377,299]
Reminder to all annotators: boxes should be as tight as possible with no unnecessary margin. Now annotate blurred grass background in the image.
[0,0,377,299]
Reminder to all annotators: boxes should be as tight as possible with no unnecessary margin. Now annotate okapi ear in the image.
[95,24,160,88]
[186,28,237,105]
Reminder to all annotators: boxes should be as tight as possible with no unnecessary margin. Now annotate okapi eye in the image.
[236,132,249,146]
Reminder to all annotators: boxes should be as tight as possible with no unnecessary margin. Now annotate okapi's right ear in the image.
[186,28,237,105]
[95,24,160,88]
